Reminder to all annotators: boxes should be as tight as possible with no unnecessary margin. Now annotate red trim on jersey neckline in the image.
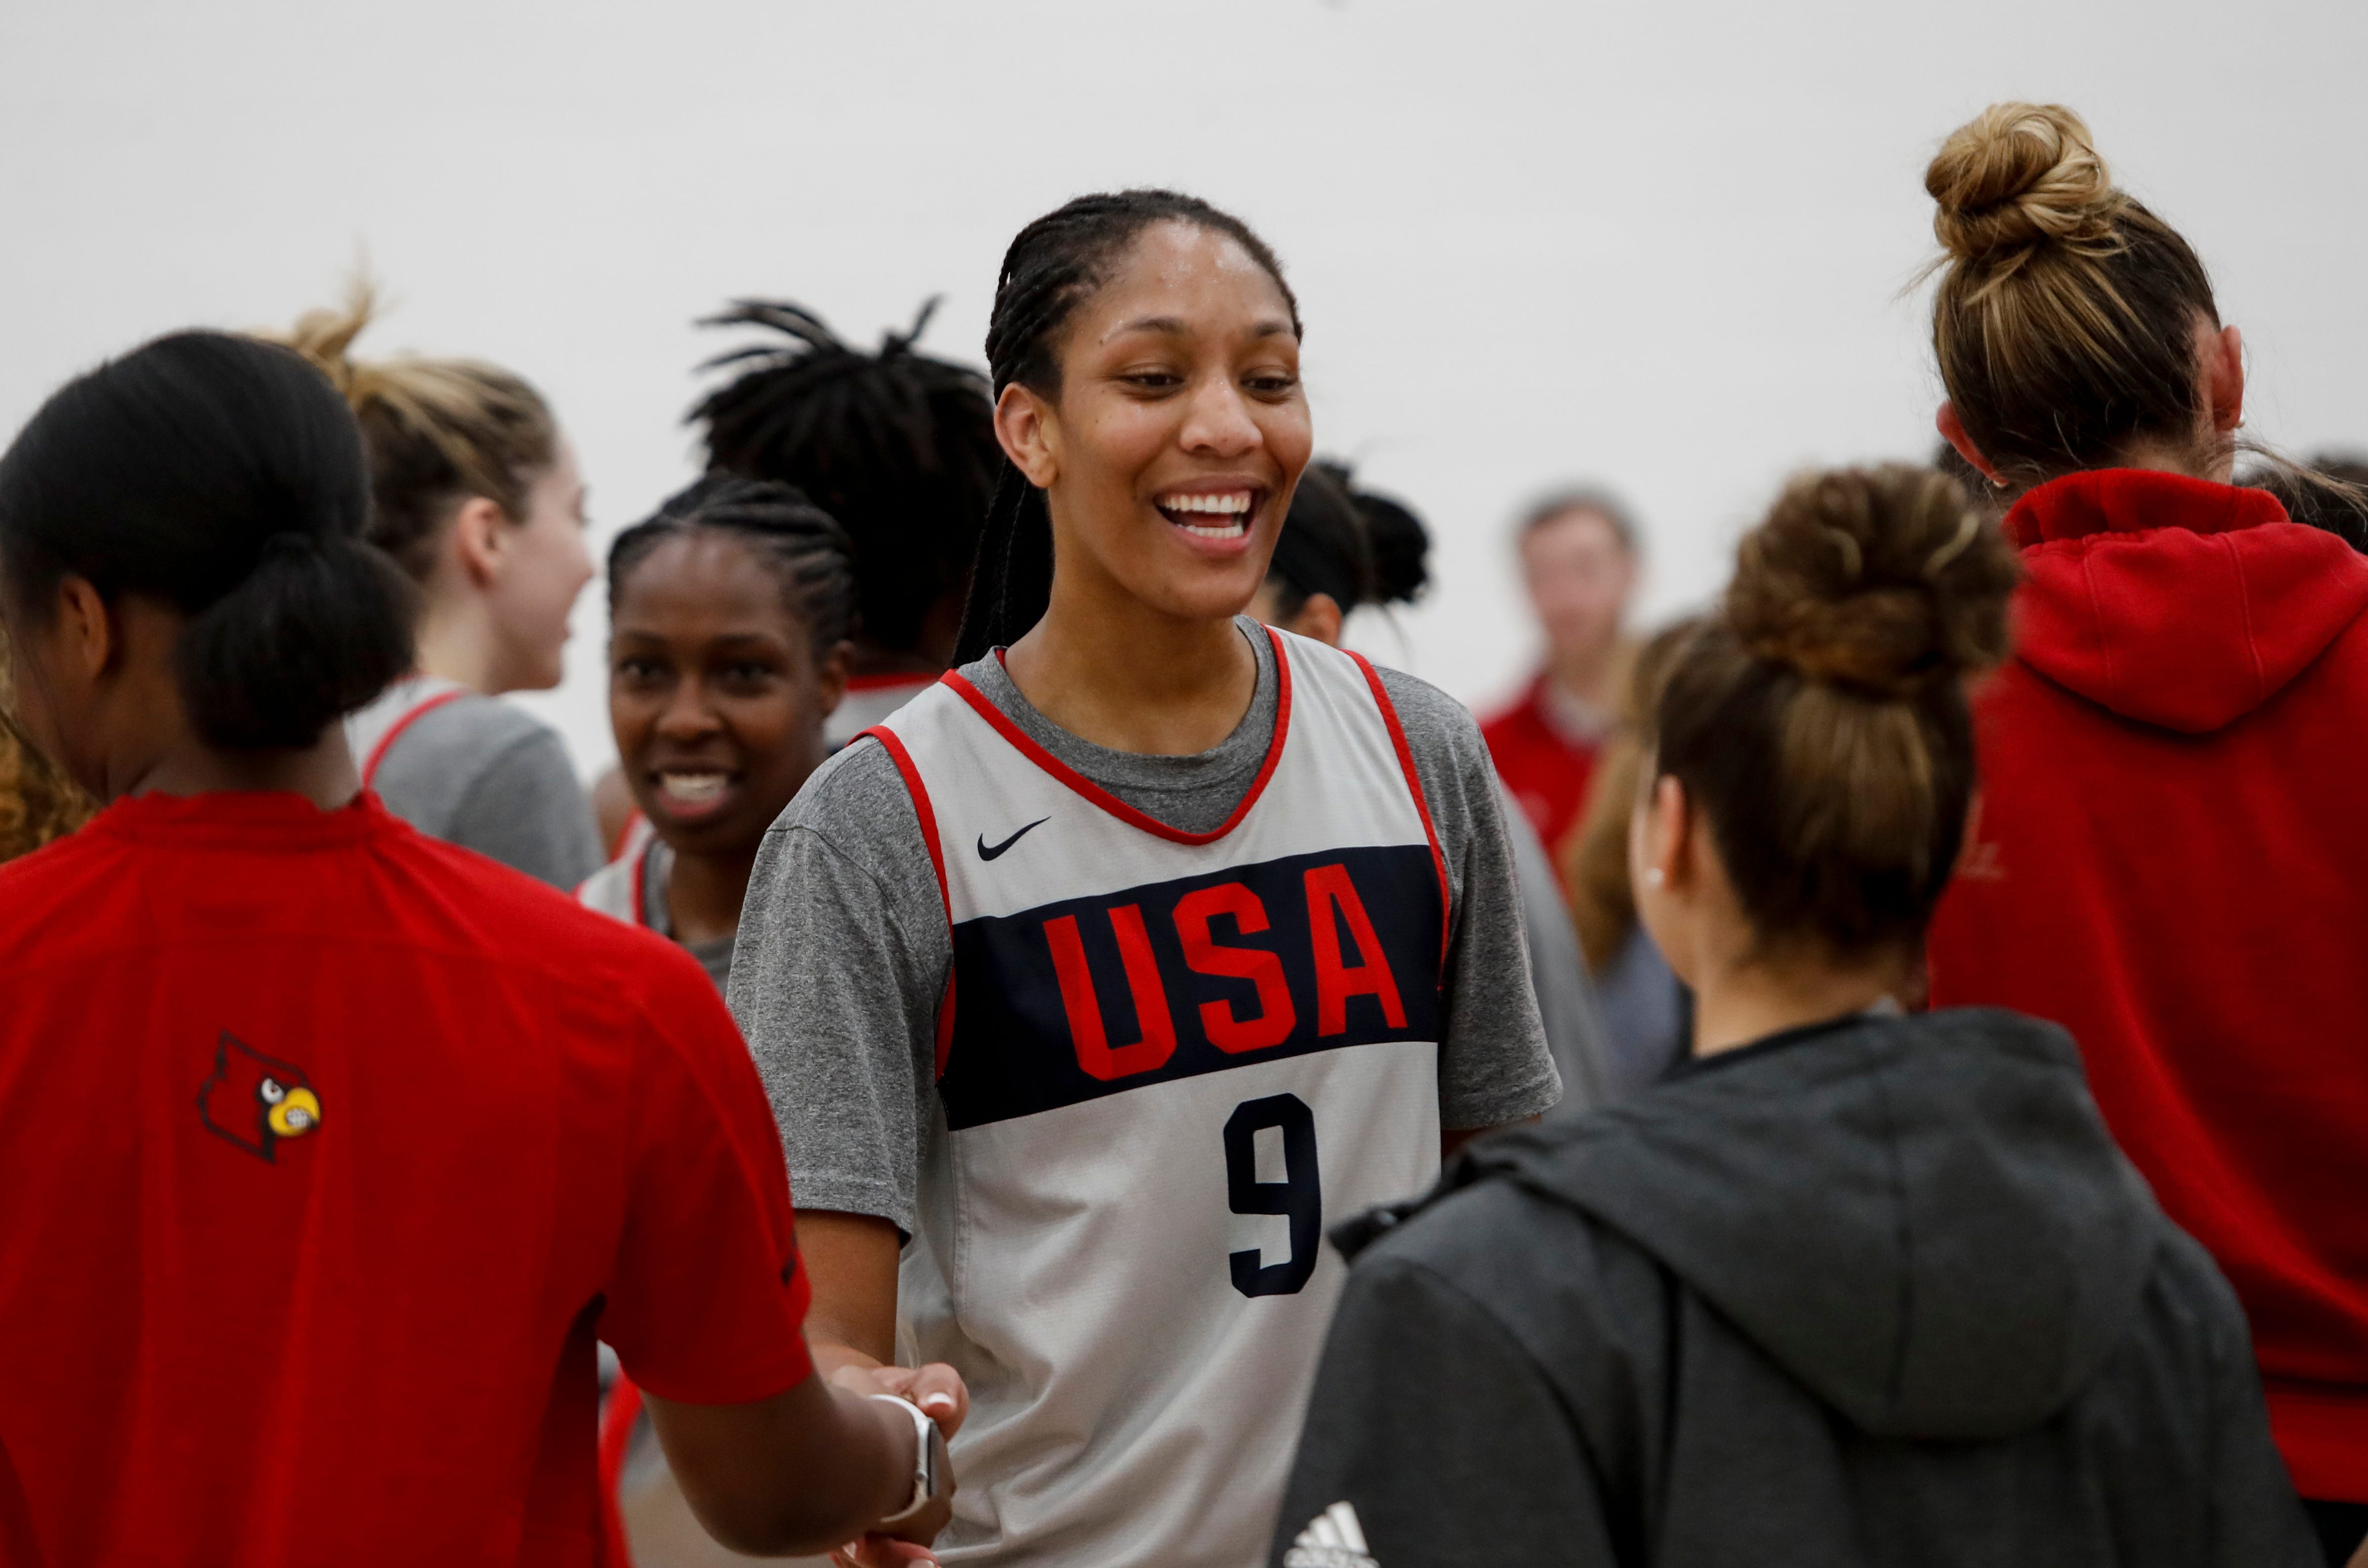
[862,723,959,1078]
[360,686,467,788]
[1349,650,1452,970]
[940,625,1297,848]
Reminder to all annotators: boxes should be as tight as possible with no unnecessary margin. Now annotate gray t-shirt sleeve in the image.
[1496,777,1613,1115]
[730,741,946,1235]
[1377,668,1563,1130]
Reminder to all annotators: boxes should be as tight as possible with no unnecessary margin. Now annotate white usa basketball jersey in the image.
[867,627,1447,1568]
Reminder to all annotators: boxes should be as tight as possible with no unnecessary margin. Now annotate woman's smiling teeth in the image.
[656,770,730,807]
[1156,490,1255,538]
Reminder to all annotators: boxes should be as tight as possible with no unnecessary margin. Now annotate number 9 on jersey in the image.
[1225,1093,1322,1297]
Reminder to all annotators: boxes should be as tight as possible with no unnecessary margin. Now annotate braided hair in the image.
[953,190,1302,666]
[607,475,857,657]
[690,299,997,660]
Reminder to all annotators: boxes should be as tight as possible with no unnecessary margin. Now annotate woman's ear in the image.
[814,639,853,719]
[7,577,129,801]
[1936,403,2003,485]
[1645,772,1692,893]
[2205,323,2245,435]
[1283,592,1345,648]
[52,577,120,683]
[994,384,1060,490]
[1630,768,1699,985]
[445,496,510,590]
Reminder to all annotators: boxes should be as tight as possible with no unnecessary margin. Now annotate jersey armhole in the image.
[1346,653,1452,973]
[360,686,468,788]
[860,727,959,1079]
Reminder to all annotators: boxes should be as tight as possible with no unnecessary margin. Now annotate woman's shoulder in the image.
[399,691,563,767]
[777,734,922,843]
[1358,661,1489,770]
[1343,1156,1677,1399]
[742,735,939,923]
[400,833,729,1038]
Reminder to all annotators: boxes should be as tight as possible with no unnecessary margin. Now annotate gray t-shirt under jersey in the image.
[730,621,1562,1234]
[371,695,603,891]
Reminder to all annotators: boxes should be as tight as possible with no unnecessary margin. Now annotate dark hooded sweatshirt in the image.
[1270,1008,2315,1568]
[1927,469,2368,1501]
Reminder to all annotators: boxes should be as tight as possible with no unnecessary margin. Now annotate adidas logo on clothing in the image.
[1284,1500,1377,1568]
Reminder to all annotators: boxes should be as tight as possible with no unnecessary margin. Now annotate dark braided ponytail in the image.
[690,299,997,659]
[607,475,857,657]
[953,190,1301,666]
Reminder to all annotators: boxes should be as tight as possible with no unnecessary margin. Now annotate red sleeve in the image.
[600,955,816,1404]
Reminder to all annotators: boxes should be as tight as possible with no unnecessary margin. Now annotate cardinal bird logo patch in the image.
[198,1032,323,1163]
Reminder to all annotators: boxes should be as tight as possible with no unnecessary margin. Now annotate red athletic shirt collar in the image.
[88,789,393,850]
[2003,467,2288,549]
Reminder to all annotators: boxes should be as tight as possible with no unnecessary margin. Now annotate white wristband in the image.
[868,1393,937,1527]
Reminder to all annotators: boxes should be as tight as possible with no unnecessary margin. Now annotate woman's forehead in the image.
[615,532,804,627]
[1080,223,1296,348]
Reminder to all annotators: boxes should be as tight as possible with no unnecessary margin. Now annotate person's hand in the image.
[826,1361,967,1568]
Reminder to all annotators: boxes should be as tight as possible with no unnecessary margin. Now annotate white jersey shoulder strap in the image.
[574,836,652,927]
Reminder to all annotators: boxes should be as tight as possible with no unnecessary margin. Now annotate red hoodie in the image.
[1928,467,2368,1502]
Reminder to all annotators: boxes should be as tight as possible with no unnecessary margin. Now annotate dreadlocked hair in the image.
[607,474,857,658]
[691,299,998,657]
[953,190,1301,666]
[272,280,560,583]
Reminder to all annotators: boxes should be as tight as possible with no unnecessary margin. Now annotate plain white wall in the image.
[6,0,2366,775]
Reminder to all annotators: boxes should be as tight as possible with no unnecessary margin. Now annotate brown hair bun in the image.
[1728,465,2016,699]
[1927,103,2123,271]
[1643,465,2021,959]
[265,281,558,584]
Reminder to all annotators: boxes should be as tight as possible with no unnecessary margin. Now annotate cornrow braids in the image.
[690,298,998,657]
[954,190,1301,666]
[607,474,856,657]
[273,283,560,583]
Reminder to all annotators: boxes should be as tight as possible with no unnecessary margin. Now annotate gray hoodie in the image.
[1271,1008,2315,1567]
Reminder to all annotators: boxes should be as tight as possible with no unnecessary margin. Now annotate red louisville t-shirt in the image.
[0,791,814,1566]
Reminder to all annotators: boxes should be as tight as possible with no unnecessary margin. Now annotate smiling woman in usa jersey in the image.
[731,191,1562,1568]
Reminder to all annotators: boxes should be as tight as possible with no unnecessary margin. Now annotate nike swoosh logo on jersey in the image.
[977,817,1050,861]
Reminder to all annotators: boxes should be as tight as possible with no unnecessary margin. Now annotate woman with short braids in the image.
[1915,104,2368,1563]
[0,331,957,1567]
[1273,465,2313,1568]
[731,190,1559,1567]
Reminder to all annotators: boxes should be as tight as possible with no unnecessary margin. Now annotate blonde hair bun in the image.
[261,279,558,582]
[1727,465,2017,699]
[1927,102,2123,268]
[276,279,379,402]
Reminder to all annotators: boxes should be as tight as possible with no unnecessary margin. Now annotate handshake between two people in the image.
[643,1353,971,1565]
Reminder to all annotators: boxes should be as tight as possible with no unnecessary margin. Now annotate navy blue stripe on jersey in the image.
[939,845,1443,1129]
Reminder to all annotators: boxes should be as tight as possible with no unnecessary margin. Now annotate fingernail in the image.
[921,1393,955,1413]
